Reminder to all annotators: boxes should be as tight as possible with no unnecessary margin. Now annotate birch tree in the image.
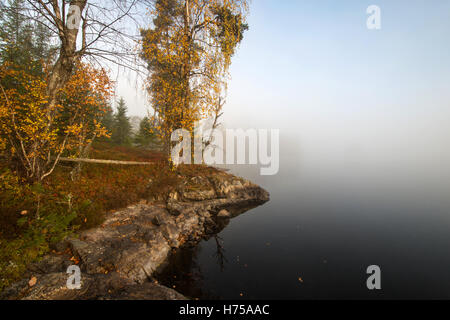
[140,0,249,155]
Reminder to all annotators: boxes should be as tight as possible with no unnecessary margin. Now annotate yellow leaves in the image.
[141,0,248,152]
[66,124,83,136]
[0,61,114,179]
[0,65,50,154]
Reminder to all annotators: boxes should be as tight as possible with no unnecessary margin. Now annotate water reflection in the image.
[156,205,267,300]
[213,235,227,273]
[156,244,209,299]
[156,236,226,299]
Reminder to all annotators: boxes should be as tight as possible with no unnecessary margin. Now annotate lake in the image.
[157,135,450,299]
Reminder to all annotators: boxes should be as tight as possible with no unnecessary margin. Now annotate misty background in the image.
[118,0,450,205]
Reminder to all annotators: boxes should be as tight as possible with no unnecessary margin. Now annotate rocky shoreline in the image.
[1,169,269,300]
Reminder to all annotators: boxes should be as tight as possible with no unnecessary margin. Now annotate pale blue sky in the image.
[224,0,450,125]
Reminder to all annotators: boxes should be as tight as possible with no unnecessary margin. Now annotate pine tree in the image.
[134,117,157,148]
[112,98,132,145]
[0,0,54,75]
[101,104,115,136]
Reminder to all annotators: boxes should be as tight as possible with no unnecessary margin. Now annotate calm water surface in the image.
[158,143,450,300]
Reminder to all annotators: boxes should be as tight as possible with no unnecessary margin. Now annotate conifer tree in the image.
[134,117,157,148]
[112,98,132,146]
[0,0,54,75]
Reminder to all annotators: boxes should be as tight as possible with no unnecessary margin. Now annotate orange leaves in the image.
[70,256,80,265]
[28,276,37,287]
[61,63,114,110]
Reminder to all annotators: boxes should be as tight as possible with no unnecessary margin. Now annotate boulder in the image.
[217,209,231,219]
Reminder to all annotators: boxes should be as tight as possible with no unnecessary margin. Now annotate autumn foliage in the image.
[0,62,113,182]
[141,0,249,154]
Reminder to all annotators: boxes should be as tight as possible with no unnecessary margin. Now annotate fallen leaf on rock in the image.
[70,256,80,264]
[29,277,37,287]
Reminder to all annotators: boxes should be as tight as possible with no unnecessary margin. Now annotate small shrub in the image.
[0,169,78,291]
[71,200,105,230]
